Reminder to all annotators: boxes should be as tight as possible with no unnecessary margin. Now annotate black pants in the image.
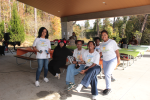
[48,60,64,76]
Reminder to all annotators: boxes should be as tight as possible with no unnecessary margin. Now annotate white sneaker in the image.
[75,84,83,92]
[35,81,40,87]
[43,77,49,83]
[92,95,98,100]
[58,74,60,79]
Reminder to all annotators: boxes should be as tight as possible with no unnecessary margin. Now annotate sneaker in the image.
[43,77,49,83]
[111,76,116,82]
[75,84,83,92]
[92,95,98,100]
[67,83,76,91]
[58,74,60,79]
[35,81,40,87]
[103,89,111,95]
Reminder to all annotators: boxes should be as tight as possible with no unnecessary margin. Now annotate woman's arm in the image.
[72,57,77,64]
[48,48,51,53]
[80,63,96,74]
[115,49,120,64]
[33,47,39,52]
[100,52,102,58]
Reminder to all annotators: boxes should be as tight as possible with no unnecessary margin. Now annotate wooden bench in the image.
[14,55,37,69]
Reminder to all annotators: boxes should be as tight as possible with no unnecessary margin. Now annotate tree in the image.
[84,20,90,30]
[73,24,81,38]
[8,3,25,43]
[0,21,4,41]
[50,16,61,39]
[34,8,37,38]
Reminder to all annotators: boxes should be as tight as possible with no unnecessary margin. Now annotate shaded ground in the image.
[0,52,150,100]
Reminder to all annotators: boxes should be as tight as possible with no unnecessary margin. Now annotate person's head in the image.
[58,39,66,48]
[38,27,49,39]
[94,37,100,46]
[87,41,95,51]
[72,32,76,36]
[101,30,109,42]
[75,40,84,50]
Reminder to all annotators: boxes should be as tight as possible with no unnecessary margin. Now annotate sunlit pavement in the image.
[0,52,150,100]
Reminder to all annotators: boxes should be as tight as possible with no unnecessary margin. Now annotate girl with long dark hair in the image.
[33,27,51,87]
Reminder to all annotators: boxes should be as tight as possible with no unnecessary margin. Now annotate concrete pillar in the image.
[61,21,73,40]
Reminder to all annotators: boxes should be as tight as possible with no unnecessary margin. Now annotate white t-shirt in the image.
[33,38,51,59]
[83,50,100,67]
[95,44,101,53]
[100,39,119,61]
[73,48,86,62]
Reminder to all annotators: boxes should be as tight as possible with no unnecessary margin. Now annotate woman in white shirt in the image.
[66,40,86,91]
[100,30,120,95]
[33,27,51,87]
[75,41,101,100]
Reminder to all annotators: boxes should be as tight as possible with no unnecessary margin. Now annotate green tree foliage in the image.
[73,24,81,38]
[84,20,90,30]
[8,3,25,43]
[0,21,4,41]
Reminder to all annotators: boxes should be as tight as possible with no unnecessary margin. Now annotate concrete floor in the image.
[0,52,150,100]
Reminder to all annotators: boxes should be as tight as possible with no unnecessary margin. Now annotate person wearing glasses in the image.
[66,40,86,91]
[48,39,73,79]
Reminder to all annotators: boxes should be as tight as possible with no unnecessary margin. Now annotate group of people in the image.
[32,27,120,100]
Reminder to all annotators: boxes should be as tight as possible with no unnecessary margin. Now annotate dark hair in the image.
[101,30,108,35]
[75,40,84,44]
[38,27,49,39]
[72,32,76,36]
[94,37,100,41]
[132,36,135,39]
[87,41,95,48]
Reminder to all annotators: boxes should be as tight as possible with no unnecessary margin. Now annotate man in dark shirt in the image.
[129,36,138,45]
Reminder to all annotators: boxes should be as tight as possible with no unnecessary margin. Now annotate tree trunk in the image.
[141,14,148,33]
[139,14,148,44]
[34,8,37,38]
[25,4,28,13]
[23,3,24,10]
[9,0,11,19]
[0,1,1,21]
[97,19,99,37]
[113,17,115,33]
[17,1,19,12]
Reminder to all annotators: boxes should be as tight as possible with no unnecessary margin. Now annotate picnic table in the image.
[15,47,37,69]
[119,49,141,69]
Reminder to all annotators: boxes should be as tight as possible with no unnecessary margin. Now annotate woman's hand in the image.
[80,70,86,75]
[48,49,51,53]
[79,55,84,62]
[72,61,77,64]
[117,58,120,64]
[78,61,82,64]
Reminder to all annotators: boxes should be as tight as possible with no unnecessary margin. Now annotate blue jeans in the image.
[66,64,85,85]
[36,59,49,81]
[80,65,101,95]
[103,57,117,89]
